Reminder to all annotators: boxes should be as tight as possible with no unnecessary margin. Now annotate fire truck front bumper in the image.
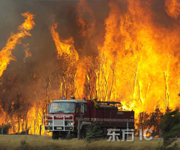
[43,114,75,131]
[45,126,74,131]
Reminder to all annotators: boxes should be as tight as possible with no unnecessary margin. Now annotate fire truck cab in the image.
[43,98,134,139]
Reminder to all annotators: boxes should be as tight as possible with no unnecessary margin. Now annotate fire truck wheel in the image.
[52,131,59,140]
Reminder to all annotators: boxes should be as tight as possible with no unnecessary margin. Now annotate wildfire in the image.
[0,0,180,135]
[0,12,35,77]
[50,0,180,116]
[0,12,35,133]
[96,0,180,116]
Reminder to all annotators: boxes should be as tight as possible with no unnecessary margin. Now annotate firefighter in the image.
[71,95,75,99]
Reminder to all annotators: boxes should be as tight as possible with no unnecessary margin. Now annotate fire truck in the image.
[43,97,134,139]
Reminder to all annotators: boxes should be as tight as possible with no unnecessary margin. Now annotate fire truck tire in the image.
[52,131,59,140]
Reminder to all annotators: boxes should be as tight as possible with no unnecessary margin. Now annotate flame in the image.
[165,0,180,19]
[50,0,180,116]
[0,12,35,133]
[50,22,79,61]
[96,0,180,116]
[0,99,6,125]
[0,12,35,77]
[26,103,46,135]
[74,61,86,98]
[7,102,48,135]
[23,43,32,62]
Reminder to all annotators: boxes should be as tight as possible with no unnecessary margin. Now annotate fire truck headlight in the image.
[66,121,73,126]
[47,120,52,125]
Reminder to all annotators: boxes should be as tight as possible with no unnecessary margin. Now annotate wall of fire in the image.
[0,0,180,134]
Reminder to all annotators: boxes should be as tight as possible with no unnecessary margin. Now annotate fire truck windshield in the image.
[49,102,76,113]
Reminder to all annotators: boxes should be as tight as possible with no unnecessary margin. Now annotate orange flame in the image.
[0,12,36,134]
[50,22,79,61]
[96,0,180,116]
[0,99,6,125]
[23,43,32,62]
[165,0,180,19]
[0,12,35,77]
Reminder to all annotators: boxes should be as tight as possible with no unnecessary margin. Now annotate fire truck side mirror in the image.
[80,103,84,115]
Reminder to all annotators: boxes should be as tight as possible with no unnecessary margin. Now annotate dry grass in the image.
[0,135,180,150]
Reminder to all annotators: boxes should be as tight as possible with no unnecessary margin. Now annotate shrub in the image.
[85,124,104,143]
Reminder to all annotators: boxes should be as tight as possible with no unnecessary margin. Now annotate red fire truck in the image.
[43,98,134,139]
